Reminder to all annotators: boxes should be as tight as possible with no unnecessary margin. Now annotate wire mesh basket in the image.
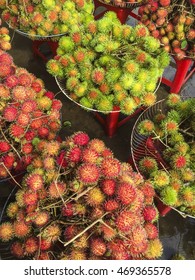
[130,97,195,219]
[98,0,143,9]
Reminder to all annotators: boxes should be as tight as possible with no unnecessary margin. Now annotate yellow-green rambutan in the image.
[123,60,139,75]
[15,189,26,207]
[122,25,134,40]
[142,36,161,53]
[114,90,128,104]
[181,168,195,182]
[37,96,52,110]
[169,132,184,144]
[139,157,158,175]
[70,249,87,260]
[59,36,75,53]
[138,119,155,135]
[153,170,170,188]
[13,220,31,238]
[86,187,105,206]
[99,82,110,95]
[120,73,134,90]
[97,17,113,33]
[0,222,14,242]
[158,50,170,68]
[79,97,93,109]
[160,186,178,206]
[46,59,63,77]
[144,239,163,259]
[179,186,195,206]
[174,142,189,155]
[142,92,157,107]
[106,68,122,84]
[134,24,149,38]
[166,93,181,107]
[74,82,88,98]
[131,80,145,96]
[112,24,122,39]
[6,202,19,219]
[96,96,113,112]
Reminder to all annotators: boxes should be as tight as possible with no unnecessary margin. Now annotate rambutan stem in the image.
[22,0,27,14]
[0,163,22,188]
[152,131,170,149]
[0,127,22,159]
[179,129,194,138]
[63,213,108,247]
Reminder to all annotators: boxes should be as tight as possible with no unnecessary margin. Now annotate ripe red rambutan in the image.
[48,120,61,132]
[99,222,116,240]
[101,148,113,158]
[143,205,158,222]
[26,173,44,191]
[0,52,13,64]
[104,199,119,211]
[116,211,140,232]
[159,0,170,6]
[18,73,32,87]
[82,148,100,164]
[38,127,49,138]
[0,140,11,152]
[25,237,39,255]
[101,158,121,178]
[17,112,30,126]
[144,223,159,239]
[34,211,50,227]
[72,131,90,146]
[13,220,31,238]
[62,203,74,217]
[86,187,105,206]
[2,153,15,169]
[0,222,14,242]
[0,63,12,77]
[51,99,62,110]
[5,74,19,88]
[3,105,18,121]
[66,146,82,163]
[40,238,52,251]
[64,225,78,241]
[128,240,148,257]
[12,86,27,101]
[90,207,104,220]
[11,241,24,258]
[171,154,188,169]
[23,190,38,206]
[30,118,43,129]
[77,163,100,185]
[101,179,116,196]
[108,238,126,253]
[117,182,136,205]
[90,238,107,256]
[48,181,66,199]
[21,143,33,154]
[43,141,60,156]
[43,156,55,170]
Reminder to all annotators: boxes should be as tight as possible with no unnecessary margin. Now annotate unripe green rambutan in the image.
[96,97,113,112]
[131,80,145,96]
[106,67,122,84]
[143,36,160,52]
[166,94,181,107]
[158,51,170,68]
[153,170,170,188]
[160,186,178,206]
[114,90,128,104]
[142,92,156,107]
[74,82,88,97]
[112,24,122,39]
[0,222,14,242]
[123,60,139,75]
[97,17,113,33]
[181,168,194,182]
[66,77,79,91]
[138,120,155,135]
[120,97,137,115]
[46,59,63,77]
[145,80,157,92]
[99,82,110,95]
[179,186,195,206]
[103,40,120,53]
[169,133,184,144]
[139,157,158,175]
[136,51,148,64]
[73,48,86,63]
[87,88,101,104]
[59,36,75,53]
[161,119,178,134]
[171,154,189,169]
[122,25,134,40]
[120,74,134,90]
[134,24,149,38]
[91,68,105,85]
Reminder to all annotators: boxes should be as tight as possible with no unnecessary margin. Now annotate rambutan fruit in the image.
[96,97,113,112]
[88,139,105,153]
[144,223,159,240]
[140,181,155,199]
[119,73,134,90]
[48,181,66,199]
[99,82,110,95]
[144,239,163,259]
[181,168,194,182]
[5,74,19,88]
[2,153,15,169]
[143,205,158,222]
[6,202,19,219]
[160,186,178,206]
[90,238,107,256]
[13,220,31,238]
[179,186,195,206]
[135,24,149,38]
[25,237,39,255]
[99,222,116,241]
[86,187,105,206]
[72,131,90,146]
[104,199,119,211]
[101,157,121,179]
[66,77,79,91]
[113,89,127,103]
[15,189,26,207]
[59,36,75,53]
[174,142,189,155]
[18,73,32,87]
[142,92,157,107]
[73,232,88,249]
[43,157,55,170]
[11,241,25,258]
[0,140,10,153]
[46,59,63,77]
[171,154,188,169]
[3,105,18,121]
[39,238,52,251]
[117,182,136,205]
[70,249,86,260]
[0,222,14,242]
[153,170,170,188]
[42,223,61,242]
[123,60,139,75]
[145,80,157,92]
[34,211,50,227]
[162,119,178,134]
[0,63,12,77]
[21,143,33,155]
[12,85,27,101]
[91,68,105,85]
[9,123,25,140]
[23,190,38,206]
[120,97,137,115]
[128,225,148,247]
[101,179,116,196]
[17,112,30,126]
[82,148,100,164]
[43,141,60,156]
[138,120,155,135]
[0,84,10,100]
[37,96,52,111]
[116,211,141,233]
[38,127,49,138]
[66,146,82,163]
[139,157,158,175]
[26,173,44,191]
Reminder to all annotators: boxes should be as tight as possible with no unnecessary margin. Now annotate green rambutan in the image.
[114,90,128,104]
[106,68,122,84]
[77,163,100,185]
[179,186,195,206]
[138,120,155,135]
[153,170,170,188]
[181,168,194,182]
[99,83,110,95]
[74,82,88,97]
[0,222,14,242]
[135,51,148,64]
[112,24,122,39]
[59,36,75,53]
[48,181,66,199]
[11,241,25,258]
[86,187,105,206]
[120,73,134,90]
[160,186,178,206]
[162,119,179,134]
[91,68,105,85]
[37,96,52,111]
[144,239,163,259]
[73,48,86,63]
[144,223,159,240]
[120,97,137,115]
[134,24,149,38]
[145,80,157,92]
[96,96,113,112]
[139,157,158,175]
[13,220,31,238]
[97,17,113,33]
[123,60,139,75]
[142,36,160,52]
[117,182,136,205]
[122,25,134,40]
[90,238,107,256]
[166,94,181,107]
[101,158,120,179]
[169,133,184,144]
[131,80,145,96]
[116,211,141,233]
[142,92,157,107]
[46,59,63,77]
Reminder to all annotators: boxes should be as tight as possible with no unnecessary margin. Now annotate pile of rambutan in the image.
[0,131,163,260]
[47,11,170,115]
[136,94,195,216]
[138,0,195,60]
[0,48,62,179]
[0,0,94,38]
[0,18,11,51]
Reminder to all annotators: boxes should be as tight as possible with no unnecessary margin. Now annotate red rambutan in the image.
[13,220,31,238]
[99,222,116,241]
[25,237,39,255]
[90,238,107,256]
[21,143,33,154]
[0,63,12,77]
[42,223,61,242]
[0,140,11,152]
[17,112,30,126]
[5,74,19,88]
[34,211,50,227]
[2,153,15,169]
[117,182,136,205]
[104,199,119,211]
[143,205,158,222]
[91,68,105,84]
[11,241,24,258]
[48,181,66,199]
[82,148,100,164]
[40,238,52,251]
[66,146,82,163]
[23,190,38,206]
[101,158,121,179]
[26,174,44,191]
[38,127,49,138]
[116,211,140,232]
[18,73,32,87]
[144,223,159,239]
[3,106,18,121]
[12,86,27,101]
[101,179,116,196]
[72,131,90,146]
[77,163,100,185]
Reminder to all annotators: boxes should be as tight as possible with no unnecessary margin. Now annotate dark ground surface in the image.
[0,25,194,260]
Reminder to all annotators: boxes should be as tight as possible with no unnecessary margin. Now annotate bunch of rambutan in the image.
[47,11,170,115]
[0,48,62,179]
[138,0,195,59]
[0,0,94,38]
[0,131,163,260]
[137,94,195,216]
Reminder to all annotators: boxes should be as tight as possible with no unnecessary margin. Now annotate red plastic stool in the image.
[94,0,141,23]
[94,106,144,137]
[32,40,58,62]
[161,57,195,94]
